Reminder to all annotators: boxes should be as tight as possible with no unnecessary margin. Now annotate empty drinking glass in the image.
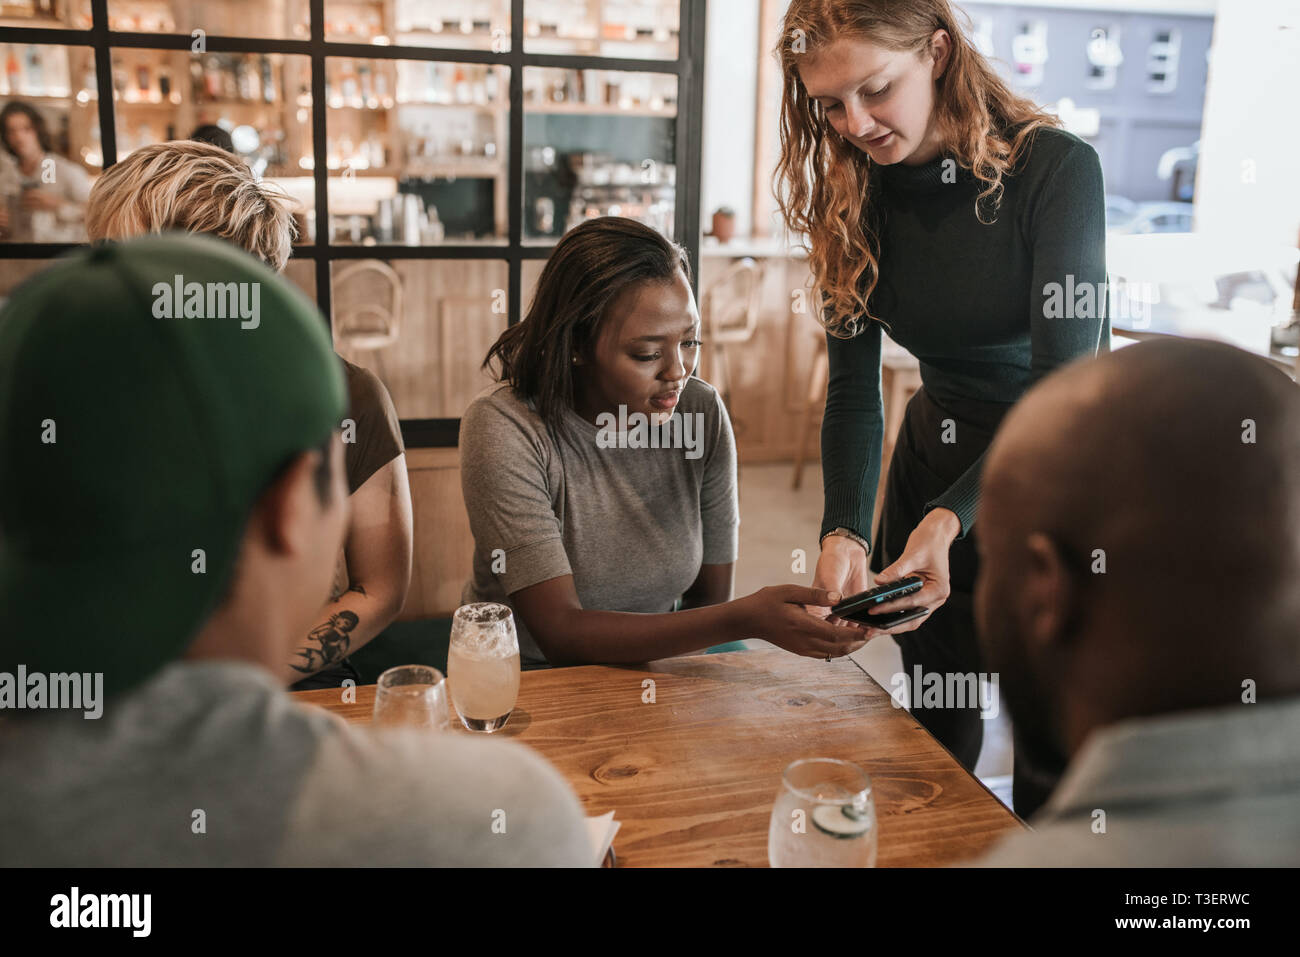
[767,758,878,867]
[372,664,449,732]
[447,602,521,732]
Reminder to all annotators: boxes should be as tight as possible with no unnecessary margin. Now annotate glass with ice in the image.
[447,602,521,733]
[372,664,449,732]
[767,758,877,867]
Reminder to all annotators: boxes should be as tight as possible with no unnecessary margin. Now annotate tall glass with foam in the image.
[447,602,521,732]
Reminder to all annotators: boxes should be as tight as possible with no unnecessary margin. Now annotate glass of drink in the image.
[372,664,449,732]
[447,602,521,733]
[767,758,877,867]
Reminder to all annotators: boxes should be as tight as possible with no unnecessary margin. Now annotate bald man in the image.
[972,338,1300,866]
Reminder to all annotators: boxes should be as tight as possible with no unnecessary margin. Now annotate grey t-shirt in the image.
[0,660,592,866]
[459,376,739,665]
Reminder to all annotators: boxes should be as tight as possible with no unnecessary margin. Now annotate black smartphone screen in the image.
[830,576,923,619]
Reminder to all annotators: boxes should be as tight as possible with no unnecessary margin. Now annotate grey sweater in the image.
[0,660,593,866]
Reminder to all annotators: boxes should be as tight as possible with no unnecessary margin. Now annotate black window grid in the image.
[0,0,709,447]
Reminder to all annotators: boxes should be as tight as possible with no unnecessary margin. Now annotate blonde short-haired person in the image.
[86,139,295,270]
[87,140,413,691]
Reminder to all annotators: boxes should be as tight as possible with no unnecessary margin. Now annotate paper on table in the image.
[586,811,620,866]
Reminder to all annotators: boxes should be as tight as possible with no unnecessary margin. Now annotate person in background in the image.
[773,0,1108,817]
[0,235,591,866]
[189,123,236,154]
[85,139,412,690]
[461,216,865,667]
[0,100,92,242]
[974,339,1300,865]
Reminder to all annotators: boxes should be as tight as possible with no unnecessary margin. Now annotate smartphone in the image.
[860,606,929,629]
[831,576,925,626]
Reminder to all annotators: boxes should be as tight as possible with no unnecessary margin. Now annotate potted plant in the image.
[711,206,736,244]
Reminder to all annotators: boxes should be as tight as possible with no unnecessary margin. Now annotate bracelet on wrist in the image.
[821,527,871,556]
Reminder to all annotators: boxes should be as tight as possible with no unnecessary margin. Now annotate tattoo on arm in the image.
[290,604,362,675]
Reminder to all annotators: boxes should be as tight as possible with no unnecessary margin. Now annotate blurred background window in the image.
[0,0,703,443]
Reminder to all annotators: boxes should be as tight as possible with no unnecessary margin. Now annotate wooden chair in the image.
[331,259,404,381]
[700,258,763,407]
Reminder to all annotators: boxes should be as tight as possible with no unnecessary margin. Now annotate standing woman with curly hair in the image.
[775,0,1108,817]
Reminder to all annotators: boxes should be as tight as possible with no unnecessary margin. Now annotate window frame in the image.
[2,0,708,447]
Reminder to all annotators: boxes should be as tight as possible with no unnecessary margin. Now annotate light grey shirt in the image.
[0,152,92,242]
[460,376,739,665]
[0,660,593,866]
[979,697,1300,866]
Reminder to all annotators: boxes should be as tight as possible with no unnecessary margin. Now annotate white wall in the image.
[701,0,761,238]
[961,0,1216,12]
[1194,0,1300,247]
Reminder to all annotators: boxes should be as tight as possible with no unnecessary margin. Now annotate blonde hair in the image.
[86,140,297,272]
[774,0,1061,336]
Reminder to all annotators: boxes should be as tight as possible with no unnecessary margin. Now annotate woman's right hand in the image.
[812,534,872,609]
[812,534,889,637]
[733,585,867,660]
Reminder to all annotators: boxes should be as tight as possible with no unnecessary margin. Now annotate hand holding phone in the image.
[829,576,929,629]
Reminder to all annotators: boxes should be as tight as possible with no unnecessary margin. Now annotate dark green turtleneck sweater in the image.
[821,126,1109,546]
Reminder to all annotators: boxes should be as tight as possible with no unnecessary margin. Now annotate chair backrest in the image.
[332,259,404,351]
[702,258,763,344]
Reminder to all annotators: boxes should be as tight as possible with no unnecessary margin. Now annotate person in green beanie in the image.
[0,235,591,866]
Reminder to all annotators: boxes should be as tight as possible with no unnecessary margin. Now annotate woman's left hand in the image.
[866,508,961,634]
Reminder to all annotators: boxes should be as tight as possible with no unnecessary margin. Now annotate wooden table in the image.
[291,648,1025,867]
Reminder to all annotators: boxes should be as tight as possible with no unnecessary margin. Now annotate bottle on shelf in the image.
[222,56,238,100]
[262,55,275,104]
[203,56,222,99]
[24,44,43,96]
[340,61,359,104]
[5,46,21,96]
[358,61,373,103]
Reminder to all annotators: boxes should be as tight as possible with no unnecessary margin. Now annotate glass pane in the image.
[0,259,53,300]
[525,0,679,60]
[326,0,511,51]
[1,45,101,243]
[326,58,507,245]
[331,258,508,418]
[111,50,315,238]
[282,256,316,302]
[0,0,92,28]
[520,256,544,315]
[523,67,675,243]
[107,0,310,39]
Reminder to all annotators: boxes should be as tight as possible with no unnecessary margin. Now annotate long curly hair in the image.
[774,0,1061,336]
